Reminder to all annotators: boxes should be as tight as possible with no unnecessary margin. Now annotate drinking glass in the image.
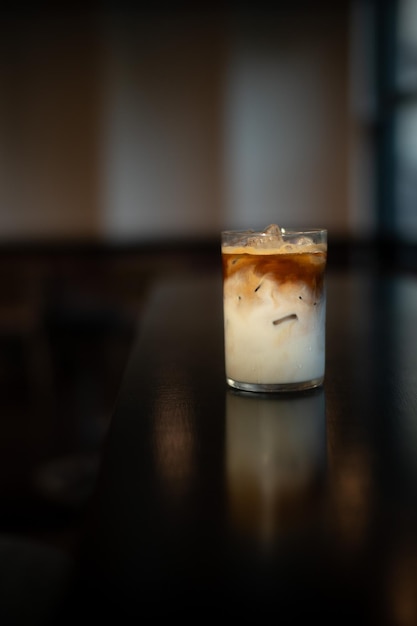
[221,224,327,392]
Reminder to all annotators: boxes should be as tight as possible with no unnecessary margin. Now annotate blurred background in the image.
[2,0,417,244]
[0,0,360,240]
[0,0,415,590]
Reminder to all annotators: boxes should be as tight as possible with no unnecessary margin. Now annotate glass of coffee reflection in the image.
[226,389,326,542]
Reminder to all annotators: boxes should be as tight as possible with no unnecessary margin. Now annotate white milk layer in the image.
[223,274,326,385]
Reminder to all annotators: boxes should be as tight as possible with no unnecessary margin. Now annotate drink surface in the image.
[222,248,326,297]
[221,227,327,388]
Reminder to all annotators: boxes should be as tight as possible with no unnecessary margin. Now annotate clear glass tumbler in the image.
[221,224,327,393]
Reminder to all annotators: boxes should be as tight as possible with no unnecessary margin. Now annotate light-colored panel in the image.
[99,12,225,240]
[222,8,350,234]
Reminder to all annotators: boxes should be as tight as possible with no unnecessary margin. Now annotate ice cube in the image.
[294,236,313,246]
[232,230,255,246]
[245,223,284,248]
[263,224,282,238]
[246,235,266,247]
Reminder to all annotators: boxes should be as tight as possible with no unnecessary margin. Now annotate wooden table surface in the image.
[60,266,417,624]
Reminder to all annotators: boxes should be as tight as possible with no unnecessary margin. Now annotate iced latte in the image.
[221,225,327,392]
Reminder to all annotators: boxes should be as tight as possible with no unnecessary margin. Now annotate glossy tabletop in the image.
[65,266,417,624]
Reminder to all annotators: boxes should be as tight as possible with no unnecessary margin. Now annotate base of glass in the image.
[226,376,324,394]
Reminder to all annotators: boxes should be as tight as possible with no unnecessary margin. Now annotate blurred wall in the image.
[99,8,226,241]
[0,11,101,240]
[222,7,352,235]
[0,3,363,242]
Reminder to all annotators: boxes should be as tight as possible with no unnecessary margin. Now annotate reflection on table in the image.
[226,388,326,544]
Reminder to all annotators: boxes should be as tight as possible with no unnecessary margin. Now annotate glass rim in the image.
[221,227,327,237]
